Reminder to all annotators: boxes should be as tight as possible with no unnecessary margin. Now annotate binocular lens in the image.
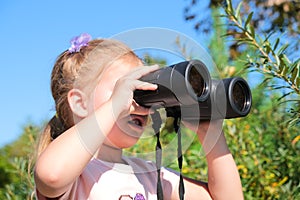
[188,65,206,98]
[232,81,248,112]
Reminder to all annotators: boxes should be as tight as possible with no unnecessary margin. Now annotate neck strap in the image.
[151,110,164,200]
[151,110,185,200]
[173,116,185,200]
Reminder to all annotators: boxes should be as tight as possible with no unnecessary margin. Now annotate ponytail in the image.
[37,121,52,156]
[37,115,67,156]
[49,114,67,140]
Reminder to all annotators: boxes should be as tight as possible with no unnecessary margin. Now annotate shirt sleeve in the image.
[35,179,78,200]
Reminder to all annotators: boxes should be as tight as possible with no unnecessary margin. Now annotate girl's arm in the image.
[34,99,120,198]
[34,65,159,198]
[181,120,244,200]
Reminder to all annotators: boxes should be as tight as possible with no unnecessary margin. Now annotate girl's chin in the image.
[104,138,138,150]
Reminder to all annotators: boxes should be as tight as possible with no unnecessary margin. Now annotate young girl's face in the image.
[88,56,148,149]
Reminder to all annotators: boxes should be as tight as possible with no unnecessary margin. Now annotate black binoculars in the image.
[134,60,252,120]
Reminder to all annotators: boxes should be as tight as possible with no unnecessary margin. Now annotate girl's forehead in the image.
[83,54,142,91]
[108,59,140,76]
[93,56,140,84]
[105,56,142,72]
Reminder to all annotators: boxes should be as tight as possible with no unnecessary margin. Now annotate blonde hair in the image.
[37,38,139,155]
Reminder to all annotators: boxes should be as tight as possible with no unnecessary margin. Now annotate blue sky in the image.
[0,0,214,147]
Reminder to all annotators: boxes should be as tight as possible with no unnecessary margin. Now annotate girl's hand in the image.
[110,65,160,118]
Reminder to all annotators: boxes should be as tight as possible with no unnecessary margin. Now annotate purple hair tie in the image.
[68,33,92,53]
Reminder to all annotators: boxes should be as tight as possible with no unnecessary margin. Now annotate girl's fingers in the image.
[129,65,160,90]
[111,65,160,116]
[134,80,158,91]
[126,64,160,79]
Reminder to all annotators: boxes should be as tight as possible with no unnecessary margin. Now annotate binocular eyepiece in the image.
[134,60,252,120]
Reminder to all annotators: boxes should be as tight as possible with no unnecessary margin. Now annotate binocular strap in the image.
[151,111,185,200]
[151,110,164,200]
[173,116,185,200]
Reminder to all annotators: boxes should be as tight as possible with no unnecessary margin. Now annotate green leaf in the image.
[275,54,281,67]
[244,12,253,29]
[265,43,272,54]
[273,38,280,51]
[264,30,276,43]
[235,2,242,17]
[221,32,238,37]
[291,64,299,84]
[278,91,295,102]
[260,77,272,85]
[278,62,284,73]
[227,0,234,13]
[296,77,300,88]
[250,26,255,38]
[281,64,289,76]
[235,2,243,24]
[277,43,289,55]
[237,40,256,47]
[287,117,300,128]
[287,58,299,75]
[266,64,273,70]
[271,85,291,90]
[218,13,229,17]
[281,54,291,65]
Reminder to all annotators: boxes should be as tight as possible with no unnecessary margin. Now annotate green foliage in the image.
[209,6,251,79]
[0,157,35,200]
[223,0,300,126]
[0,125,40,200]
[184,0,300,37]
[142,53,167,66]
[224,100,300,199]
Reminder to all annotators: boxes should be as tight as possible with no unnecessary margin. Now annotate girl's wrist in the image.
[196,120,223,143]
[202,132,230,161]
[195,120,231,160]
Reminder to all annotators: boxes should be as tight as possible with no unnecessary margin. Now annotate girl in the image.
[34,33,243,199]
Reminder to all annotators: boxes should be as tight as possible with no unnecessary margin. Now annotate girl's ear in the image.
[67,89,89,119]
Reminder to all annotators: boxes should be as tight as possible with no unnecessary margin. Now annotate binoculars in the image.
[134,60,252,120]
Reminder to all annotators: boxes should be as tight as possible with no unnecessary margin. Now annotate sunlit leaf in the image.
[273,38,280,51]
[235,1,243,24]
[244,12,253,29]
[250,26,255,38]
[291,65,299,84]
[277,43,289,55]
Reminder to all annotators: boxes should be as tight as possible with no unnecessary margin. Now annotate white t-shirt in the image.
[36,156,180,200]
